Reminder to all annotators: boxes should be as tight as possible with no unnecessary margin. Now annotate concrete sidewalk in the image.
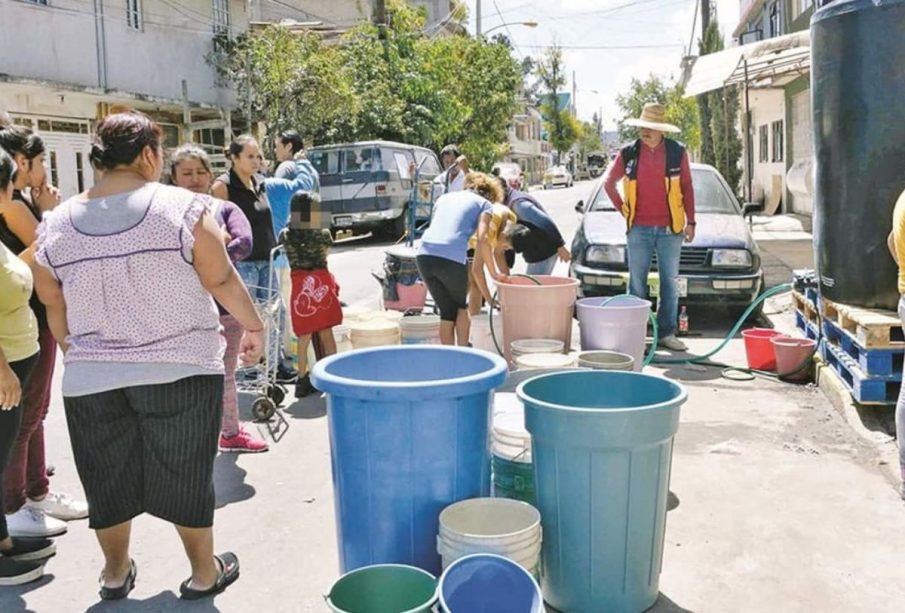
[3,214,904,612]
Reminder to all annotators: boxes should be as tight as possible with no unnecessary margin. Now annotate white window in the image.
[768,2,783,37]
[126,0,142,31]
[212,0,230,35]
[795,0,814,18]
[772,120,784,163]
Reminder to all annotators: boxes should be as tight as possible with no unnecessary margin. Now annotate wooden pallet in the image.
[792,291,820,327]
[821,318,904,378]
[818,340,900,405]
[819,297,905,349]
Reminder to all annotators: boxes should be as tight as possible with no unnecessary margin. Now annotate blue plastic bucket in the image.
[311,346,508,574]
[439,553,544,613]
[518,370,686,613]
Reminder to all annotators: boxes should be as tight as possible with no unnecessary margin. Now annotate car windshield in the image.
[550,166,566,173]
[589,168,739,214]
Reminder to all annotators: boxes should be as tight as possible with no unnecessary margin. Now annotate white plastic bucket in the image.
[333,325,353,354]
[399,315,441,345]
[515,352,577,371]
[510,338,565,359]
[492,393,531,463]
[436,498,542,574]
[576,350,635,371]
[470,311,504,354]
[349,320,400,349]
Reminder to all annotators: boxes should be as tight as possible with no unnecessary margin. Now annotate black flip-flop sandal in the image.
[99,559,137,601]
[179,552,240,600]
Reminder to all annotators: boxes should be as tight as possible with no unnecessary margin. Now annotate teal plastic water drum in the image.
[518,370,686,612]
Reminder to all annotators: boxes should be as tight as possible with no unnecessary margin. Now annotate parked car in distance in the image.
[492,162,524,191]
[543,165,573,189]
[570,163,765,311]
[308,140,442,237]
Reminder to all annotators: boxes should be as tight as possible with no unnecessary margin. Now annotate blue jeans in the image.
[236,259,285,373]
[526,253,559,276]
[627,225,683,338]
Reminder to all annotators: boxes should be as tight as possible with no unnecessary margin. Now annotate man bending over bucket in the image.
[604,103,696,352]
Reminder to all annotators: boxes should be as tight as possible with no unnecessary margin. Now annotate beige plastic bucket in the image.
[497,276,579,364]
[399,315,441,345]
[576,350,635,371]
[515,353,577,371]
[436,498,542,574]
[349,319,400,349]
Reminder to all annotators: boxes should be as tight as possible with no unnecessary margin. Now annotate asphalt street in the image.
[3,181,904,613]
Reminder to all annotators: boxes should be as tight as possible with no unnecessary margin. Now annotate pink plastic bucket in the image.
[741,328,784,371]
[497,276,579,364]
[771,336,817,380]
[385,282,428,312]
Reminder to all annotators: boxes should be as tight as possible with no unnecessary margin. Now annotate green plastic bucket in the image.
[326,564,438,613]
[492,455,535,505]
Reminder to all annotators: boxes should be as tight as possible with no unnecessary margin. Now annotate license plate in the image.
[649,276,688,298]
[334,216,353,228]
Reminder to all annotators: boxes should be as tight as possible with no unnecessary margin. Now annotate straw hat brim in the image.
[624,118,681,133]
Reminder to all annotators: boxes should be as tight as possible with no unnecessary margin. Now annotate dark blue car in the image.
[570,163,764,310]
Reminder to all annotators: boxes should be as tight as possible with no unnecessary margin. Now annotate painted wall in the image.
[0,0,246,106]
[747,89,787,208]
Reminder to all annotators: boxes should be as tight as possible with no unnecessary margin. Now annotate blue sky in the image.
[462,0,740,129]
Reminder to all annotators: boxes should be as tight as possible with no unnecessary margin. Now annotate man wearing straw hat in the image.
[604,102,696,352]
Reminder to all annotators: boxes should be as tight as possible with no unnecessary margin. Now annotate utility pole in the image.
[374,0,386,25]
[476,0,482,36]
[697,0,715,165]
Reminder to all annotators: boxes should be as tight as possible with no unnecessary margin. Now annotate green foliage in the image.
[615,74,701,152]
[699,19,743,194]
[208,28,357,145]
[207,0,521,169]
[577,120,603,162]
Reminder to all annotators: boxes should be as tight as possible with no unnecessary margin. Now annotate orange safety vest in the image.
[621,138,686,234]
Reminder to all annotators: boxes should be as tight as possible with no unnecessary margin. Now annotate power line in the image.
[491,0,523,59]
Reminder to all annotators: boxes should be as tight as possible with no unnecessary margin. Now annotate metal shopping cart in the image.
[237,245,289,422]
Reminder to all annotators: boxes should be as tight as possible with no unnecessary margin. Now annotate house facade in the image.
[733,0,826,215]
[0,0,248,197]
[504,100,549,186]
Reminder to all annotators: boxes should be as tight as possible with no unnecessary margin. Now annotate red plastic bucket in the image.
[771,336,817,380]
[741,328,784,371]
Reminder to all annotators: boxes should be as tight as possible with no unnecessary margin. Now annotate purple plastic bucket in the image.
[576,296,652,372]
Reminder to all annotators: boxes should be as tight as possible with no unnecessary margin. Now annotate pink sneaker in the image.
[219,426,269,453]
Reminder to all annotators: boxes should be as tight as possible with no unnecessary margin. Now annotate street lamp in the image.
[482,21,539,36]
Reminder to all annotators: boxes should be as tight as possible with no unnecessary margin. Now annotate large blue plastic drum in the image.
[518,370,686,612]
[312,346,508,574]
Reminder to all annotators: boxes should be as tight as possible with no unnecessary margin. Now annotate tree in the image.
[207,27,357,145]
[615,74,701,152]
[537,45,579,161]
[697,0,716,166]
[577,120,603,163]
[701,18,743,194]
[208,0,521,170]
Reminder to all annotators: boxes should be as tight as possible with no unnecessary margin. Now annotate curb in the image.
[814,361,901,487]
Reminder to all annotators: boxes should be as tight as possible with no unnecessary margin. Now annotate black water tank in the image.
[812,0,905,309]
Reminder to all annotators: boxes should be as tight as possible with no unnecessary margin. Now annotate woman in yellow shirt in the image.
[0,146,48,585]
[468,203,517,315]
